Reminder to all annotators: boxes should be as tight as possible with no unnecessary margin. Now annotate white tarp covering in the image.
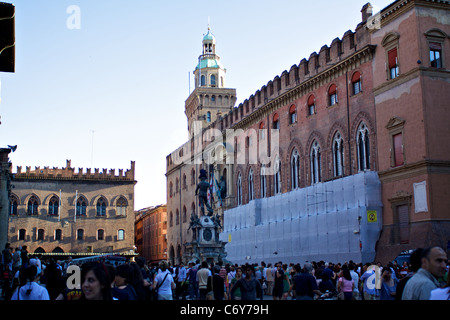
[220,171,383,265]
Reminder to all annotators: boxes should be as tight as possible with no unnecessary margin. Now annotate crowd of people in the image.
[1,243,448,301]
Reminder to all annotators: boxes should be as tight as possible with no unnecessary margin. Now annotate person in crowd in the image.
[360,263,378,300]
[197,261,211,300]
[272,263,284,300]
[187,262,198,300]
[11,265,49,300]
[230,265,263,300]
[208,265,226,300]
[152,260,175,300]
[291,263,322,300]
[265,263,274,296]
[430,264,450,300]
[402,246,447,300]
[113,263,137,300]
[379,267,397,300]
[349,263,360,300]
[395,248,423,300]
[80,262,113,300]
[337,265,354,300]
[229,266,243,300]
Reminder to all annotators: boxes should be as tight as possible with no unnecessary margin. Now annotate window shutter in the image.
[328,84,337,95]
[388,48,398,69]
[393,133,404,166]
[351,71,361,83]
[397,205,409,244]
[273,113,279,122]
[307,95,315,106]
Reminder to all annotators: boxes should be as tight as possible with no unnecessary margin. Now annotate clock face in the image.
[203,229,212,241]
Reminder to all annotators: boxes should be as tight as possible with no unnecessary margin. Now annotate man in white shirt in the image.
[197,261,212,300]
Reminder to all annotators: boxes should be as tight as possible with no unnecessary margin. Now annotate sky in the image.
[0,0,395,210]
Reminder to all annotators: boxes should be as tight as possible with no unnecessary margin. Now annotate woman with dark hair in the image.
[337,265,354,300]
[113,264,137,300]
[80,262,113,300]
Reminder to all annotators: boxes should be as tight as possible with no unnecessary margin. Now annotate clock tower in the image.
[185,27,237,136]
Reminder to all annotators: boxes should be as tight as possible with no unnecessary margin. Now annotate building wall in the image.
[167,0,450,264]
[135,204,167,263]
[8,160,136,255]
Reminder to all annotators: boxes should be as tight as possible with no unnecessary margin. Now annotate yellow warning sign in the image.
[367,210,377,223]
[228,234,232,242]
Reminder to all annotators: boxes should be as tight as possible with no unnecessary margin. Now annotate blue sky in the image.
[0,0,394,210]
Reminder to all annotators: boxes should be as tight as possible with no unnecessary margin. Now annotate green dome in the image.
[196,58,222,70]
[203,30,215,42]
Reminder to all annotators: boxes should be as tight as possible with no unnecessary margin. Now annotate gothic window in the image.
[274,156,282,195]
[76,196,87,216]
[237,173,242,206]
[291,149,300,190]
[260,166,267,198]
[176,209,180,225]
[310,141,321,184]
[169,211,173,227]
[116,196,127,216]
[27,195,39,216]
[248,168,254,202]
[169,181,173,198]
[357,122,371,171]
[96,197,107,216]
[48,196,59,216]
[9,194,19,216]
[333,132,345,177]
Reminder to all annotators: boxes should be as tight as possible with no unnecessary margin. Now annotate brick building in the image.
[7,160,136,256]
[166,0,450,265]
[135,204,167,263]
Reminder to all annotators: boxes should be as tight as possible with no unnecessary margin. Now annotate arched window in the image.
[48,195,59,216]
[207,111,211,122]
[19,229,26,240]
[96,197,107,216]
[169,181,173,198]
[9,194,19,216]
[357,122,370,171]
[289,105,297,124]
[169,211,173,227]
[183,206,187,223]
[291,149,300,190]
[260,166,267,198]
[116,196,127,216]
[201,75,206,86]
[176,209,179,225]
[307,95,315,116]
[248,168,254,202]
[274,156,282,195]
[237,173,242,206]
[55,229,62,241]
[118,229,125,241]
[273,113,280,130]
[27,195,39,216]
[259,121,265,140]
[328,84,338,106]
[77,229,84,240]
[76,196,87,216]
[310,141,321,184]
[333,132,345,177]
[211,74,216,87]
[352,72,362,95]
